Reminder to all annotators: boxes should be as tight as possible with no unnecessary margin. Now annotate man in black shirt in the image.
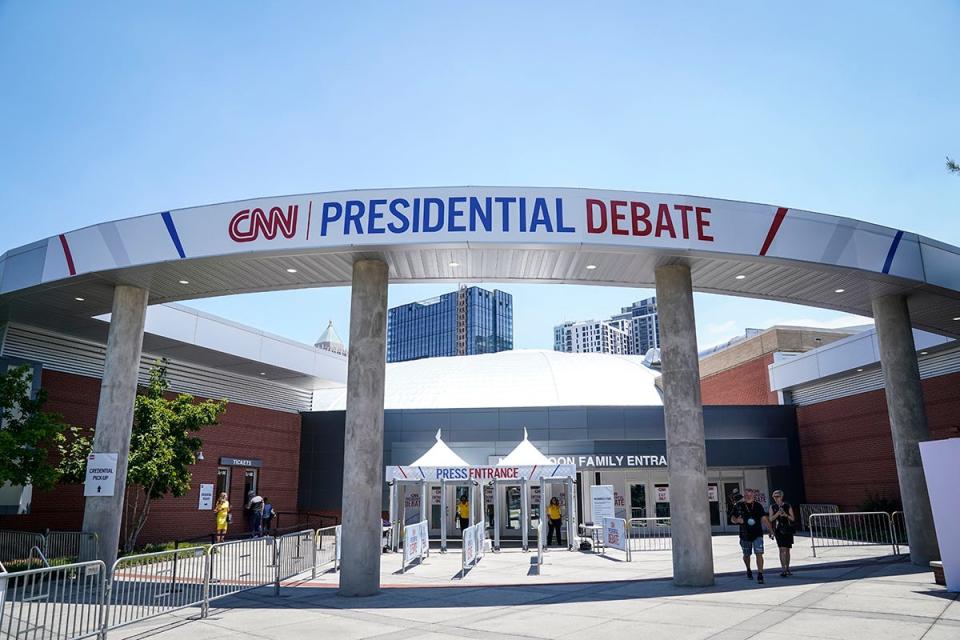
[730,489,772,584]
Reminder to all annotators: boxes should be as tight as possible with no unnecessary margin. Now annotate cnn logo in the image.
[228,205,299,242]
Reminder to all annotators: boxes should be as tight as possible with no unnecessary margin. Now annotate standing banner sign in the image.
[591,485,615,523]
[335,525,342,565]
[402,520,429,572]
[920,438,960,592]
[462,522,484,571]
[603,517,631,561]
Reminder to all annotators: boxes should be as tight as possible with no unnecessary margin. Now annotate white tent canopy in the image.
[409,429,469,467]
[497,428,552,466]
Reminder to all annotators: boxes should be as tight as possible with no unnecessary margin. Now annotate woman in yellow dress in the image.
[215,492,230,542]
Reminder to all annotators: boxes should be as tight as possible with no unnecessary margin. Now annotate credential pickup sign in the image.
[83,453,118,497]
[402,520,429,572]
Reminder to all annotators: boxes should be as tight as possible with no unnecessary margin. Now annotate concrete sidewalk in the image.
[111,554,958,640]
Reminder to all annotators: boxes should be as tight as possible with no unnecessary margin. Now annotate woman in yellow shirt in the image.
[457,495,470,529]
[547,497,563,547]
[215,492,230,542]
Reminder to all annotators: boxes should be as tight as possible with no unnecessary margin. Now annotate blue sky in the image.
[1,2,958,349]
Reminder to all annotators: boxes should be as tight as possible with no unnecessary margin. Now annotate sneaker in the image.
[757,573,764,584]
[746,569,753,580]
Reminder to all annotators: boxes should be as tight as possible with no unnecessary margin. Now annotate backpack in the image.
[262,503,273,522]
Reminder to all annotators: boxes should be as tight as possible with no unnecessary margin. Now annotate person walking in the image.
[246,491,264,537]
[769,490,796,577]
[214,492,230,543]
[457,495,470,530]
[546,497,563,547]
[730,489,772,584]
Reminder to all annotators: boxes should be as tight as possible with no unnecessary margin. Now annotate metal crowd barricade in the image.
[891,511,908,547]
[809,511,898,557]
[0,531,47,568]
[105,546,208,632]
[0,560,106,640]
[315,525,340,574]
[798,504,840,531]
[206,535,279,604]
[45,533,99,564]
[627,517,672,552]
[276,530,315,585]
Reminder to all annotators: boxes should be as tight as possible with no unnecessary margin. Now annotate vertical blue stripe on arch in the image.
[160,211,186,259]
[882,230,904,274]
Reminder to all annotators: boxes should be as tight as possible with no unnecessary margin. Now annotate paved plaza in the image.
[108,535,958,640]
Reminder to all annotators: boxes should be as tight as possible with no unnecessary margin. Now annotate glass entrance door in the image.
[505,485,521,532]
[629,483,647,520]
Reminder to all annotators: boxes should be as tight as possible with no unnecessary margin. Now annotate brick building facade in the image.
[0,369,302,545]
[795,371,960,511]
[702,325,960,512]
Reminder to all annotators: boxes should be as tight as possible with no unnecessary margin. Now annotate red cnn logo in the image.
[228,205,299,242]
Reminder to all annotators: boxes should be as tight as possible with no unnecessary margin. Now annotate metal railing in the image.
[46,533,98,564]
[0,528,319,640]
[798,504,840,531]
[0,560,106,640]
[315,526,340,574]
[627,517,672,552]
[891,511,908,547]
[809,511,898,557]
[27,547,49,569]
[0,531,98,569]
[276,530,315,588]
[207,535,280,603]
[106,546,208,631]
[0,531,47,568]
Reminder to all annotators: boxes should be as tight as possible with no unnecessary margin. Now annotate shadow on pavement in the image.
[198,554,925,612]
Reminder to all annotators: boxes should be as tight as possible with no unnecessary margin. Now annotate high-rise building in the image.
[555,296,659,356]
[619,297,660,356]
[387,286,513,362]
[553,319,630,354]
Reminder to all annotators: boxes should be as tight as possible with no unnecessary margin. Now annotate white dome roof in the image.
[312,349,663,410]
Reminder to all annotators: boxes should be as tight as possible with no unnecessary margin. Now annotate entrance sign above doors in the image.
[548,454,667,468]
[385,464,576,482]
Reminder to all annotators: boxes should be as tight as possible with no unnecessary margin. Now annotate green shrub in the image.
[859,492,901,514]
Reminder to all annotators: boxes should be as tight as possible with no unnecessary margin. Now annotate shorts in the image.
[775,532,794,549]
[740,537,764,555]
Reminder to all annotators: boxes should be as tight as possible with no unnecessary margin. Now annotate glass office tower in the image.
[387,286,513,362]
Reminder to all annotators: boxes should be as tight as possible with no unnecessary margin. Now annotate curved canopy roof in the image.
[2,187,959,339]
[497,428,552,466]
[409,429,469,467]
[312,349,663,410]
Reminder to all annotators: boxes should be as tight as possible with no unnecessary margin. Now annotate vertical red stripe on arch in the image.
[58,234,77,276]
[759,207,789,257]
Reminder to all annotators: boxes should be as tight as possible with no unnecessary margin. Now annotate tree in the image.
[0,365,70,492]
[949,156,960,175]
[61,361,227,552]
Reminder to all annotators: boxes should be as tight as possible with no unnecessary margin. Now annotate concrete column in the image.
[872,295,939,565]
[655,263,714,587]
[82,285,149,570]
[339,259,389,597]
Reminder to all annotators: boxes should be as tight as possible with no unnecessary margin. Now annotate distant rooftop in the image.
[312,349,663,410]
